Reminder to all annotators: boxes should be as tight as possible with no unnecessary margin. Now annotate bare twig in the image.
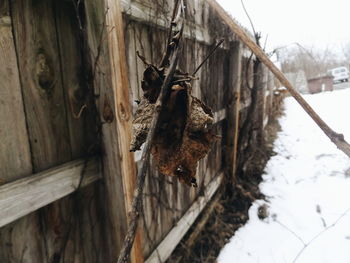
[136,50,151,66]
[192,39,224,75]
[275,220,306,246]
[292,207,350,263]
[240,0,256,38]
[208,0,350,158]
[159,0,181,67]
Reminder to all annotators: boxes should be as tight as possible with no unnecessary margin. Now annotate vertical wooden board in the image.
[161,174,176,238]
[0,1,32,182]
[177,38,188,73]
[9,1,84,262]
[2,1,70,262]
[84,0,130,261]
[142,163,166,258]
[186,40,196,77]
[0,214,47,263]
[149,167,162,251]
[124,21,141,109]
[149,26,166,67]
[134,24,147,98]
[193,0,202,26]
[43,185,106,263]
[141,167,151,257]
[191,41,202,98]
[33,2,105,263]
[11,0,72,172]
[157,174,172,244]
[145,165,157,257]
[0,4,43,263]
[135,23,153,71]
[54,0,97,158]
[104,0,145,261]
[201,0,210,29]
[200,45,212,108]
[185,0,195,24]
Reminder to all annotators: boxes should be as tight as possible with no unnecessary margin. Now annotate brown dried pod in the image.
[130,70,216,186]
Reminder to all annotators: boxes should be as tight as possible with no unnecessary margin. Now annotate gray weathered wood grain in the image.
[0,0,32,182]
[145,172,223,263]
[11,0,72,172]
[0,157,101,228]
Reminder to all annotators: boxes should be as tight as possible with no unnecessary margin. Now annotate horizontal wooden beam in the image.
[145,172,224,263]
[0,157,101,228]
[121,0,211,45]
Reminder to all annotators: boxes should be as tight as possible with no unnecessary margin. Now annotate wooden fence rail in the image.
[0,157,101,228]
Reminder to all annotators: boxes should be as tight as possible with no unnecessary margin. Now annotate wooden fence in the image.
[0,0,279,262]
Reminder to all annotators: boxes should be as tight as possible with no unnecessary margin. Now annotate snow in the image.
[218,88,350,263]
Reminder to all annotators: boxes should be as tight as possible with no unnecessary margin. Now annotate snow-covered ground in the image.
[218,89,350,263]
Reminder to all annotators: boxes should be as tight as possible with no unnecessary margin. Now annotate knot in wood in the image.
[36,52,54,92]
[103,95,114,123]
[118,102,129,121]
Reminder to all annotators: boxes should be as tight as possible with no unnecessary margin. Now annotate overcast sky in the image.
[217,0,350,53]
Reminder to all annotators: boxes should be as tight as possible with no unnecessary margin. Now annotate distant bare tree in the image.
[276,44,339,79]
[341,42,350,66]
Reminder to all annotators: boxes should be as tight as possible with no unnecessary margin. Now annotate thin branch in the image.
[208,0,350,159]
[275,220,306,246]
[292,207,350,263]
[240,0,256,39]
[136,50,151,66]
[192,39,224,75]
[159,0,181,67]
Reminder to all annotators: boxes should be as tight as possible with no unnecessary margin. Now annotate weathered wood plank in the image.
[145,172,224,263]
[0,3,40,263]
[53,2,107,262]
[8,1,104,262]
[226,42,243,179]
[54,0,97,158]
[103,0,144,261]
[83,0,132,261]
[0,157,101,228]
[105,0,137,224]
[83,0,130,261]
[121,0,213,46]
[11,0,72,172]
[0,1,32,182]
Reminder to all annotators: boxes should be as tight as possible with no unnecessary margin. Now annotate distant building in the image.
[285,70,308,93]
[307,75,333,94]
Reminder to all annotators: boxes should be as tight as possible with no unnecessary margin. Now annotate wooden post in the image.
[256,65,267,146]
[232,44,243,180]
[225,41,242,183]
[104,0,143,262]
